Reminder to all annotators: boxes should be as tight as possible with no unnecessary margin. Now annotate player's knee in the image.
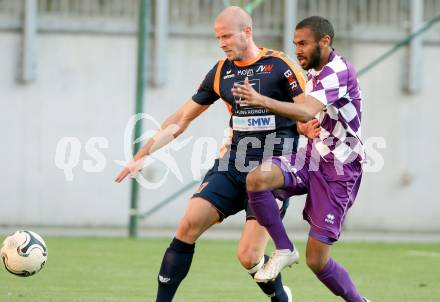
[176,217,202,242]
[246,169,271,192]
[306,249,326,274]
[237,247,262,269]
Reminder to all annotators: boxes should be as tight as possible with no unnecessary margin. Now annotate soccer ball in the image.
[1,230,48,277]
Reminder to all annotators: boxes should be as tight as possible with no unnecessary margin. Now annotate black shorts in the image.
[192,159,289,221]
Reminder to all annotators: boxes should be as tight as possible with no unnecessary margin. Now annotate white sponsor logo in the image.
[158,275,171,283]
[290,81,297,89]
[284,70,293,78]
[256,64,274,74]
[232,115,276,132]
[284,69,298,90]
[223,73,235,79]
[226,69,232,74]
[325,213,335,224]
[237,68,254,77]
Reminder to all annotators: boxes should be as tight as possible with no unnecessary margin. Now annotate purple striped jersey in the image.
[306,50,365,164]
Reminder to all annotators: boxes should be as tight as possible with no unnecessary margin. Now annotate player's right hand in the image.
[114,158,144,183]
[298,119,321,138]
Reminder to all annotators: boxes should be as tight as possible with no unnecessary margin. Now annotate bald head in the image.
[214,6,259,62]
[215,6,253,31]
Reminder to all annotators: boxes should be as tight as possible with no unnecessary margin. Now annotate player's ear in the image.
[244,26,252,39]
[320,35,331,48]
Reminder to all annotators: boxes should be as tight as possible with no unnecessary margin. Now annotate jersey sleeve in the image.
[192,62,220,105]
[308,64,348,106]
[278,58,305,100]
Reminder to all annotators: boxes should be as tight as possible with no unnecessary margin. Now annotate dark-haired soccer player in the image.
[232,16,370,302]
[115,6,319,302]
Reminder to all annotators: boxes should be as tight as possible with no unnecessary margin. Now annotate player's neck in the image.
[240,43,261,62]
[316,47,332,71]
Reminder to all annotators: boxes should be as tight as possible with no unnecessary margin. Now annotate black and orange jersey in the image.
[192,48,306,165]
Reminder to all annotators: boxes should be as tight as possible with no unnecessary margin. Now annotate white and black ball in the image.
[1,230,48,277]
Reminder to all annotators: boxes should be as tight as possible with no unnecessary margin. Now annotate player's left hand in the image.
[232,77,265,107]
[115,167,130,183]
[115,158,144,183]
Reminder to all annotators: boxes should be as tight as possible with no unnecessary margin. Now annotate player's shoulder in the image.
[214,58,237,73]
[261,48,302,73]
[317,53,358,87]
[263,48,289,58]
[262,48,294,64]
[325,52,350,74]
[212,59,226,70]
[206,58,231,76]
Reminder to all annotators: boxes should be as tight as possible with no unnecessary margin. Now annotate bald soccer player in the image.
[116,7,318,302]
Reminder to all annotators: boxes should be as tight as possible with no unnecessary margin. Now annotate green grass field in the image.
[1,238,439,302]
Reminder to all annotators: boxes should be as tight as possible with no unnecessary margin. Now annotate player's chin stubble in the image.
[305,45,322,70]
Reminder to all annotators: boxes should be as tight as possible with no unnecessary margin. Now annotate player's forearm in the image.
[133,113,188,160]
[131,100,206,161]
[260,95,316,122]
[132,126,178,161]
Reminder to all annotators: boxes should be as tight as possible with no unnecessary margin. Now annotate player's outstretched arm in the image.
[115,100,209,182]
[232,77,324,123]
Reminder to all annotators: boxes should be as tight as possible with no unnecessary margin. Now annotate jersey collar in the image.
[232,48,266,67]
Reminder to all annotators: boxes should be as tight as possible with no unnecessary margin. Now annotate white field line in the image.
[407,250,440,258]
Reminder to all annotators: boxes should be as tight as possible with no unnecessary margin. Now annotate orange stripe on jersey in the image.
[213,59,225,97]
[267,50,306,91]
[212,59,233,116]
[234,47,266,67]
